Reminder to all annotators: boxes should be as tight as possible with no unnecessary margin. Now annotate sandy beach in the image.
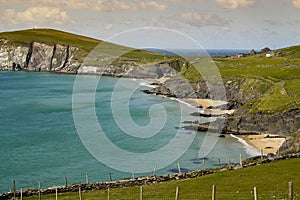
[239,134,286,155]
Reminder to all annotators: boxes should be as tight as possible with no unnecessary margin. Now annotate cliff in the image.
[0,29,181,78]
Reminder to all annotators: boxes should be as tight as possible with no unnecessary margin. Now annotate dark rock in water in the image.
[193,161,202,164]
[219,134,226,138]
[191,112,225,118]
[182,120,199,124]
[169,168,189,173]
[190,157,209,161]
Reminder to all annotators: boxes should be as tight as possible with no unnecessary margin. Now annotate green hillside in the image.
[182,46,300,114]
[0,29,172,63]
[23,158,300,200]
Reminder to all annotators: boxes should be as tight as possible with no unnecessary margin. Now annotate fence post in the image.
[140,186,143,200]
[261,149,264,160]
[289,182,293,200]
[56,187,58,200]
[175,187,179,200]
[11,180,16,200]
[107,187,110,200]
[65,177,68,187]
[218,159,221,168]
[177,162,181,174]
[240,154,243,168]
[109,173,113,182]
[86,173,89,184]
[212,185,216,200]
[228,158,231,170]
[153,165,156,176]
[79,185,82,200]
[202,159,206,170]
[20,188,23,200]
[38,180,41,200]
[132,169,135,179]
[254,187,257,200]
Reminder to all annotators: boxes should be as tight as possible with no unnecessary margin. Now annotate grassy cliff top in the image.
[182,45,300,114]
[0,29,172,63]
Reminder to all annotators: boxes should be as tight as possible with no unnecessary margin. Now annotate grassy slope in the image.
[0,29,172,63]
[24,159,300,200]
[183,47,300,114]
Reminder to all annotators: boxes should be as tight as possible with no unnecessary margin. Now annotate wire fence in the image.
[1,153,299,200]
[4,182,296,200]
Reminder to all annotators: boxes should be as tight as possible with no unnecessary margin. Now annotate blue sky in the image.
[0,0,300,49]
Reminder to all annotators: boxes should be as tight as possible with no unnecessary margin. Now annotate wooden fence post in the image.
[240,154,243,168]
[202,159,206,170]
[261,149,264,160]
[38,180,41,200]
[109,173,113,182]
[107,188,110,200]
[79,185,82,200]
[289,182,293,200]
[228,158,231,170]
[254,187,257,200]
[65,177,68,187]
[177,162,181,174]
[153,165,157,176]
[218,159,221,168]
[132,169,135,179]
[55,187,58,200]
[11,180,16,200]
[20,188,23,200]
[140,186,143,200]
[212,185,216,200]
[86,173,89,184]
[175,187,179,200]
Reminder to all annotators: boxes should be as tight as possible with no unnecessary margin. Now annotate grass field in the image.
[23,158,300,200]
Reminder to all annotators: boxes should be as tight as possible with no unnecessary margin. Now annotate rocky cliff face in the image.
[0,41,82,73]
[0,40,180,78]
[146,75,299,141]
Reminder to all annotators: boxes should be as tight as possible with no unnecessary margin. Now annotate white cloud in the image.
[179,12,228,28]
[104,23,113,30]
[139,1,167,11]
[0,7,73,26]
[0,0,166,12]
[216,0,255,9]
[292,0,300,8]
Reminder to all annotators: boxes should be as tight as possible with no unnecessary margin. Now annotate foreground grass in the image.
[24,159,300,200]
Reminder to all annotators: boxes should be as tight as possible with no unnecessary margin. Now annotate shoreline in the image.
[237,134,286,155]
[139,77,282,157]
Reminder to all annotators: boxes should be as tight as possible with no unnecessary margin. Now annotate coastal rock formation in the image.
[0,41,28,71]
[0,41,81,73]
[27,42,54,71]
[150,76,298,147]
[0,40,179,78]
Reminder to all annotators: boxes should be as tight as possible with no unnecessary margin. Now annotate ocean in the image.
[0,70,258,193]
[142,48,251,56]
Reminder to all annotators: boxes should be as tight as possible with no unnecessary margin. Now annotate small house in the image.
[266,51,273,58]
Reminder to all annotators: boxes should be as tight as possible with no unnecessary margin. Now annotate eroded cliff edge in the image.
[144,76,300,154]
[0,39,182,78]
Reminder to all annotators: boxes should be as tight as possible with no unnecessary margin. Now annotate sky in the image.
[0,0,300,50]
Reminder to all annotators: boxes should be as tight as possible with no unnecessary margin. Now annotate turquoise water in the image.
[0,71,252,193]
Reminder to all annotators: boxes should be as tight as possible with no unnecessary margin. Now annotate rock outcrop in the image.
[0,40,180,78]
[147,75,299,147]
[0,41,28,71]
[0,41,82,73]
